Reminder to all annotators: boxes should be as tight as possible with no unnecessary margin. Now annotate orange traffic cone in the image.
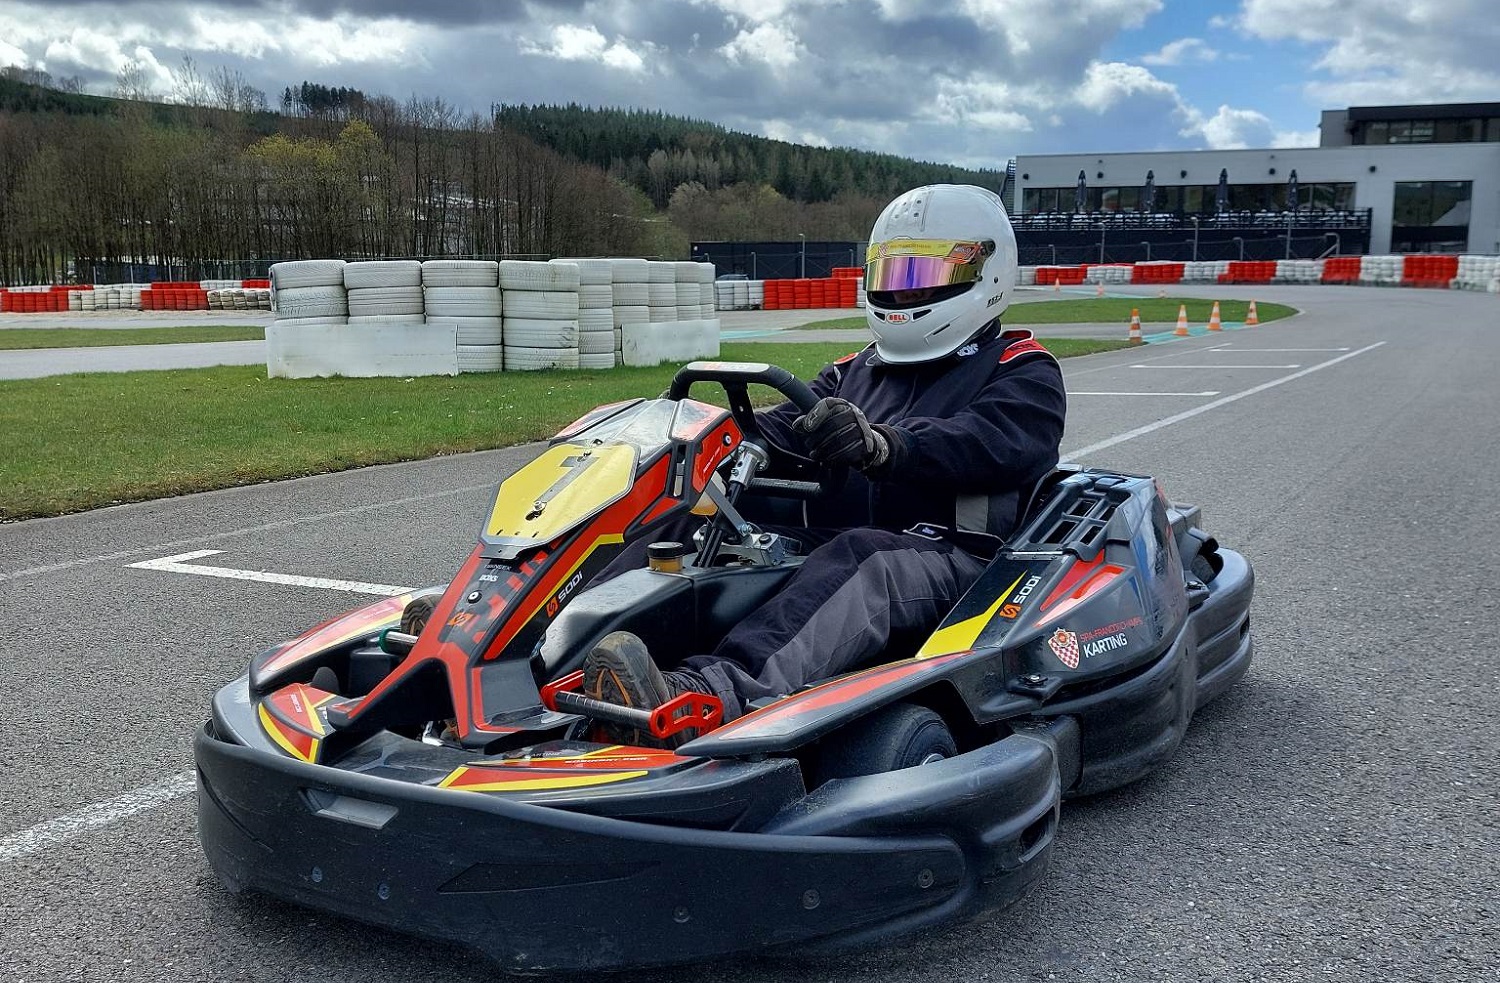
[1095,282,1105,297]
[1128,308,1144,346]
[1207,300,1223,332]
[1174,304,1190,337]
[1245,300,1260,326]
[1053,278,1062,293]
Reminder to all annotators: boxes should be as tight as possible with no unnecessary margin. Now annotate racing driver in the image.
[584,184,1067,746]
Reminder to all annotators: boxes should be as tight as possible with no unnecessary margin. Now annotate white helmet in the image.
[864,184,1018,364]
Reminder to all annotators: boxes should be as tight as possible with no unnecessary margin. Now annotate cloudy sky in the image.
[2,0,1496,167]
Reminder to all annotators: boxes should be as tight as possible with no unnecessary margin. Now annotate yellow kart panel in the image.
[484,443,637,543]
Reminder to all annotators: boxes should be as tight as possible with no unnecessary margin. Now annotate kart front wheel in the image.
[809,703,956,784]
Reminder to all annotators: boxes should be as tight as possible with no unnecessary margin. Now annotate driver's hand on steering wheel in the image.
[793,397,892,471]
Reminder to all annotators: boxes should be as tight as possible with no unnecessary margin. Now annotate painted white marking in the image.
[1132,363,1301,370]
[1068,391,1221,397]
[128,550,412,596]
[0,478,503,584]
[1212,347,1350,353]
[0,771,194,862]
[1066,342,1386,459]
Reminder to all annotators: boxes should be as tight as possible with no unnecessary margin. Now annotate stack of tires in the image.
[610,259,650,367]
[1453,255,1500,291]
[423,260,503,373]
[552,259,616,370]
[1272,259,1323,284]
[647,262,678,325]
[1358,255,1403,286]
[675,262,702,323]
[499,260,580,370]
[346,261,424,324]
[270,260,348,325]
[694,263,715,318]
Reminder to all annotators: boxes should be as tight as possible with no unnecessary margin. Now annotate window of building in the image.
[1487,117,1500,141]
[1392,180,1472,251]
[1363,121,1388,145]
[1393,180,1472,226]
[1433,118,1483,142]
[1388,120,1437,143]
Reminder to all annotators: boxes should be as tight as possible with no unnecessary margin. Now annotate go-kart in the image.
[194,360,1254,973]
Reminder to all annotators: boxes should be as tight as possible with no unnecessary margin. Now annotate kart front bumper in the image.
[195,716,1077,972]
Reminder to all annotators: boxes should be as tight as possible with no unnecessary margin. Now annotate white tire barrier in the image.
[272,315,349,326]
[502,317,579,348]
[348,314,426,324]
[579,330,616,355]
[504,346,581,371]
[503,291,581,320]
[550,258,613,285]
[610,258,650,283]
[578,352,617,370]
[272,284,347,319]
[270,259,346,290]
[427,317,503,345]
[578,284,614,308]
[344,260,422,289]
[579,308,614,332]
[420,259,499,287]
[347,285,424,318]
[648,306,678,322]
[647,261,676,284]
[676,305,698,321]
[675,282,698,306]
[423,286,502,318]
[500,260,579,291]
[647,283,676,307]
[614,305,649,327]
[612,282,649,306]
[456,345,505,373]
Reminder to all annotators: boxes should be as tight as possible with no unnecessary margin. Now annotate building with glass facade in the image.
[1013,102,1500,255]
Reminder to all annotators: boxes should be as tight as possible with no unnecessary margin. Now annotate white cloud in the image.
[521,23,650,73]
[1140,37,1218,66]
[762,118,830,146]
[1198,104,1274,148]
[718,22,802,69]
[1073,61,1182,112]
[1236,0,1500,105]
[0,37,32,68]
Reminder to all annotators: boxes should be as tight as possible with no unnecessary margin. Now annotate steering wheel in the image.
[667,360,818,447]
[667,359,842,511]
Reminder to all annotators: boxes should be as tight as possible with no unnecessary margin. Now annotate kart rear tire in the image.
[400,595,436,636]
[810,703,956,784]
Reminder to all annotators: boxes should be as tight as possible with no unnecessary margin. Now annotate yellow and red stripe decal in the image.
[437,766,649,793]
[257,684,338,763]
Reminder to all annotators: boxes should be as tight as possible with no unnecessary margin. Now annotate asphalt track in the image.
[2,284,1498,981]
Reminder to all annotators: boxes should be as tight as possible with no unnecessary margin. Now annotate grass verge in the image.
[0,338,1129,521]
[0,325,266,349]
[800,297,1295,329]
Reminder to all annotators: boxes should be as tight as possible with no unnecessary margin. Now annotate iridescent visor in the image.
[865,239,988,292]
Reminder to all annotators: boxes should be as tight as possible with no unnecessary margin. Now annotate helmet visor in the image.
[865,239,991,292]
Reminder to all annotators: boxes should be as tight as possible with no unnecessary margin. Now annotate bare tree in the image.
[172,55,210,106]
[114,60,155,101]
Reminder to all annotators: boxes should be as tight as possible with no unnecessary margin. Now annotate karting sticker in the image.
[1047,628,1080,669]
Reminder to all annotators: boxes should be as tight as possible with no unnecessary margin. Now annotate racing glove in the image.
[792,397,892,471]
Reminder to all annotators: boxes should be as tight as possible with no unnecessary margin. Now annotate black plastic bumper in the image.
[195,718,1075,973]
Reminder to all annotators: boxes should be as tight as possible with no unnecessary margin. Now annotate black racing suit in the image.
[612,322,1067,718]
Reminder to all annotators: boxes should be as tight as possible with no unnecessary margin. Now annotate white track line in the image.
[6,342,1387,860]
[1132,363,1301,370]
[1212,347,1350,353]
[1,772,195,862]
[1067,341,1386,459]
[127,550,412,595]
[0,480,498,583]
[1069,391,1221,397]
